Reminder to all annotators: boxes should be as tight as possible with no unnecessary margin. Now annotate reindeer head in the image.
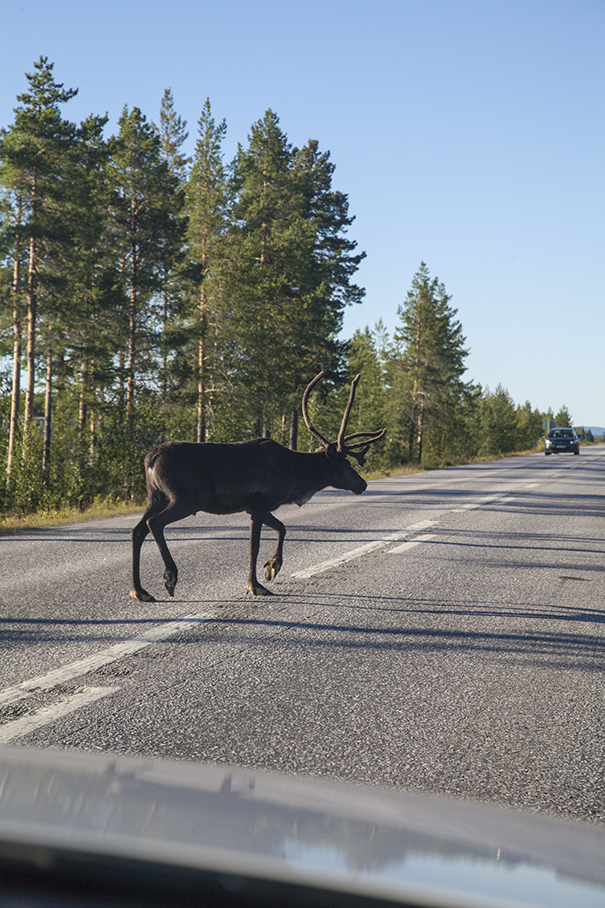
[301,372,387,468]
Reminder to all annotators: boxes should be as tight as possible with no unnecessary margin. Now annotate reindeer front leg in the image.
[247,511,272,596]
[262,512,286,582]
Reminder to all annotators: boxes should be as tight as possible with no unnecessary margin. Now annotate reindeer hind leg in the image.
[130,494,168,602]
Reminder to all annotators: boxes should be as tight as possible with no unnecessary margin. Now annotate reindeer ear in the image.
[325,443,338,459]
[350,450,367,466]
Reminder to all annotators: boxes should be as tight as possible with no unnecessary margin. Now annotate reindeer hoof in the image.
[130,588,156,603]
[246,582,273,596]
[163,571,177,597]
[263,559,282,582]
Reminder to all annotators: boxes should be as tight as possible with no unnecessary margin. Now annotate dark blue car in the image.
[545,427,580,455]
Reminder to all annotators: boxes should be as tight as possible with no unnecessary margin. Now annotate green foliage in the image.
[156,88,189,179]
[221,110,362,440]
[393,263,470,465]
[515,400,544,450]
[182,98,230,442]
[343,324,396,471]
[478,385,518,456]
[0,59,567,518]
[554,404,573,427]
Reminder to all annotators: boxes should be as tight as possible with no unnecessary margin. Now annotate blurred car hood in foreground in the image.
[0,746,603,908]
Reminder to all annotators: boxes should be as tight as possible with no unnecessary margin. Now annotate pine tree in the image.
[155,89,190,400]
[0,57,78,488]
[288,139,365,447]
[225,111,365,446]
[156,88,189,179]
[105,106,186,496]
[554,404,573,427]
[339,324,392,469]
[0,184,23,489]
[479,385,519,456]
[185,99,229,442]
[109,106,185,421]
[516,400,543,450]
[395,263,468,464]
[60,114,117,472]
[224,109,298,436]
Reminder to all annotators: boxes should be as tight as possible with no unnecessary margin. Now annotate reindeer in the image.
[130,372,385,600]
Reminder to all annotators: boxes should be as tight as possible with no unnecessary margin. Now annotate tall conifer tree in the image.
[226,109,297,435]
[109,106,185,419]
[60,114,116,468]
[226,111,365,445]
[0,57,77,481]
[157,88,189,179]
[186,99,229,441]
[395,263,468,464]
[156,89,189,399]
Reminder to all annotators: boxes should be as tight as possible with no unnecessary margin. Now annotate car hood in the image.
[0,747,603,908]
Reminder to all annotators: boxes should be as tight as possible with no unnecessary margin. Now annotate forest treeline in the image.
[0,58,581,517]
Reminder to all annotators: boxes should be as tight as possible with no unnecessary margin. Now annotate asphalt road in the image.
[1,446,604,825]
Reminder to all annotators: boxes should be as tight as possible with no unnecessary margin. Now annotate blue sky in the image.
[2,0,604,426]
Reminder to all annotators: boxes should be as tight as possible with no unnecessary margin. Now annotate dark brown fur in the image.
[130,373,385,600]
[130,439,367,600]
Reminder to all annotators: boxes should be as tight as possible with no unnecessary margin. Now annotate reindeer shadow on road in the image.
[156,587,605,673]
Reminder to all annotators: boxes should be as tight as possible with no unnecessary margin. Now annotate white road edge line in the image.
[388,533,436,554]
[290,520,437,580]
[0,686,120,744]
[0,613,214,708]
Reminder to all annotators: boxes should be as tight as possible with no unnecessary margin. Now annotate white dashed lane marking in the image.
[290,520,438,579]
[0,613,214,709]
[388,533,436,554]
[450,494,509,512]
[0,687,119,744]
[0,614,215,742]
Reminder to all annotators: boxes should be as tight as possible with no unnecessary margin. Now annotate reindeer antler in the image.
[337,374,361,452]
[302,372,386,461]
[342,429,388,451]
[301,372,331,447]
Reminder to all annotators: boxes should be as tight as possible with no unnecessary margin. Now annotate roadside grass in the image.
[0,499,144,535]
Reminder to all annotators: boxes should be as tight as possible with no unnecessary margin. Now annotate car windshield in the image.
[549,429,574,438]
